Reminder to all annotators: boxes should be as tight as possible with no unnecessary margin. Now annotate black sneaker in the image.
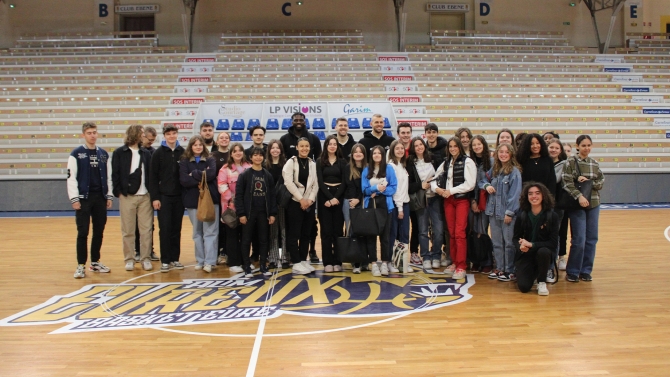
[259,264,272,277]
[579,273,593,282]
[244,265,254,278]
[309,252,319,263]
[281,262,291,269]
[566,274,579,282]
[150,252,160,261]
[268,262,277,270]
[497,272,512,282]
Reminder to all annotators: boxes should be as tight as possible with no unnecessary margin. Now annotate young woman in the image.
[282,137,319,276]
[179,135,220,273]
[468,135,494,274]
[496,128,515,149]
[406,137,443,273]
[517,133,556,200]
[548,138,568,276]
[212,131,231,265]
[316,135,347,273]
[235,147,277,277]
[266,139,288,270]
[456,127,473,155]
[558,142,573,270]
[387,140,409,274]
[217,142,251,274]
[433,137,476,280]
[361,145,397,277]
[514,182,560,296]
[562,135,605,282]
[343,143,368,274]
[480,143,522,282]
[515,132,527,151]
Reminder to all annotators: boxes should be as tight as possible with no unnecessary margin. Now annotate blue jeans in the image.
[567,206,600,276]
[417,196,444,261]
[187,206,219,266]
[489,215,516,273]
[389,203,410,255]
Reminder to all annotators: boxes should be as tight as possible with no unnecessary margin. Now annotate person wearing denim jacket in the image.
[479,143,522,282]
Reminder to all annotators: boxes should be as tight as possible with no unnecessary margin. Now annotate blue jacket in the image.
[179,156,220,209]
[66,145,113,203]
[479,167,522,220]
[361,165,397,213]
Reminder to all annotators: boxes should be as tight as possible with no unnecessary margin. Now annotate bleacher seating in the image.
[218,30,374,53]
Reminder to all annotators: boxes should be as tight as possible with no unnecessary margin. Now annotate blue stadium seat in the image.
[203,119,214,126]
[232,119,245,130]
[266,118,279,130]
[312,118,325,129]
[216,119,230,130]
[331,118,338,129]
[384,118,391,129]
[281,118,292,129]
[230,132,243,141]
[362,117,372,129]
[314,131,326,140]
[348,117,360,129]
[247,119,260,129]
[304,118,310,129]
[245,133,252,141]
[386,130,393,137]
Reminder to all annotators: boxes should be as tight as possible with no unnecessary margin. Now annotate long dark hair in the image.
[366,145,388,179]
[388,140,406,166]
[517,133,549,166]
[407,136,432,165]
[496,128,515,149]
[265,139,286,170]
[469,135,492,172]
[519,181,555,212]
[319,134,343,167]
[181,135,211,160]
[444,137,466,165]
[224,142,247,167]
[349,143,367,180]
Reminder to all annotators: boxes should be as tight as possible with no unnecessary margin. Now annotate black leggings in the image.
[285,200,315,264]
[365,196,392,262]
[318,186,344,266]
[515,247,552,293]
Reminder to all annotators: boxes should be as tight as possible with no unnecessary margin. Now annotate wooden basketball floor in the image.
[1,209,669,377]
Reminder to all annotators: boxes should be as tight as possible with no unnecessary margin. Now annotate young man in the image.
[424,123,448,170]
[358,113,395,156]
[135,125,159,262]
[396,122,413,156]
[335,117,356,159]
[149,125,186,273]
[67,122,113,279]
[280,112,322,160]
[234,147,277,277]
[199,121,217,152]
[111,125,154,272]
[244,125,268,160]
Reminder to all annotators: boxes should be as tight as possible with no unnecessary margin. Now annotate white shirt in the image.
[129,146,148,196]
[389,161,410,211]
[431,157,476,195]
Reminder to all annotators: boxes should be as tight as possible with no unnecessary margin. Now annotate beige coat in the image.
[282,156,318,203]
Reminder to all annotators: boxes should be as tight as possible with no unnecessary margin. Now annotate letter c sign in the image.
[282,2,291,16]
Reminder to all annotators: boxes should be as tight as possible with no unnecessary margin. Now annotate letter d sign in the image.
[480,2,490,16]
[99,4,109,17]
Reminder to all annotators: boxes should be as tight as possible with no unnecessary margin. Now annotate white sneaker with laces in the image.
[74,265,86,279]
[161,263,170,273]
[558,256,567,271]
[423,260,434,273]
[537,282,549,296]
[546,269,557,283]
[203,264,212,273]
[125,261,134,271]
[229,265,243,273]
[380,262,389,276]
[432,259,440,269]
[301,261,315,272]
[388,264,400,273]
[194,264,203,271]
[172,261,185,269]
[142,259,153,271]
[90,261,110,273]
[440,253,448,267]
[352,267,361,274]
[292,262,310,275]
[371,263,381,277]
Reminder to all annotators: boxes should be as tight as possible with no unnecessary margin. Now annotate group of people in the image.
[67,112,605,296]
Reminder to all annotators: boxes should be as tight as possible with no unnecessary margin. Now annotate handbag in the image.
[196,169,216,222]
[408,164,427,211]
[556,158,593,210]
[275,180,292,209]
[336,223,369,264]
[221,205,238,229]
[349,197,387,237]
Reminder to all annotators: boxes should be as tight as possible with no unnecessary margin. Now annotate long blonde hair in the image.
[492,143,522,176]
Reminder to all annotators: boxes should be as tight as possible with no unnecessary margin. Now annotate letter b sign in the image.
[99,4,109,17]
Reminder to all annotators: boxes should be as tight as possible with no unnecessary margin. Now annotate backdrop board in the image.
[191,102,398,148]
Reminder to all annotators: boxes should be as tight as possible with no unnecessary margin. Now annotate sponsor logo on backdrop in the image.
[397,119,430,127]
[643,108,670,115]
[341,103,374,115]
[186,57,216,63]
[394,107,426,115]
[604,67,633,73]
[653,118,670,127]
[621,86,652,93]
[218,105,247,117]
[162,122,193,130]
[167,109,198,117]
[631,96,664,104]
[181,66,213,73]
[0,271,474,334]
[386,85,418,92]
[383,75,415,82]
[170,98,205,105]
[378,56,408,62]
[268,103,325,115]
[178,77,211,83]
[595,57,623,63]
[176,86,208,94]
[611,76,643,83]
[388,96,422,103]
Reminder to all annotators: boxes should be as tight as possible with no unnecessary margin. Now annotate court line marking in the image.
[664,225,670,242]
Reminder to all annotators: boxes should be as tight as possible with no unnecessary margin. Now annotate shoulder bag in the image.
[408,164,427,212]
[556,157,593,210]
[349,197,387,237]
[196,168,216,222]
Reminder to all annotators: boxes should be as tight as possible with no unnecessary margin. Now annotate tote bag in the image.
[196,171,216,222]
[556,158,593,210]
[349,198,387,237]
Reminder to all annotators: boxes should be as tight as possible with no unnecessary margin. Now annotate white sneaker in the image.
[172,261,184,270]
[352,267,361,274]
[160,263,170,273]
[537,282,549,296]
[423,260,434,273]
[73,265,86,279]
[89,261,110,273]
[217,255,227,265]
[380,262,389,276]
[388,264,400,273]
[203,264,212,273]
[558,256,567,271]
[194,264,203,271]
[229,265,243,273]
[142,259,153,271]
[432,259,440,269]
[125,261,134,271]
[440,253,448,267]
[292,262,310,275]
[301,261,315,272]
[371,263,381,277]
